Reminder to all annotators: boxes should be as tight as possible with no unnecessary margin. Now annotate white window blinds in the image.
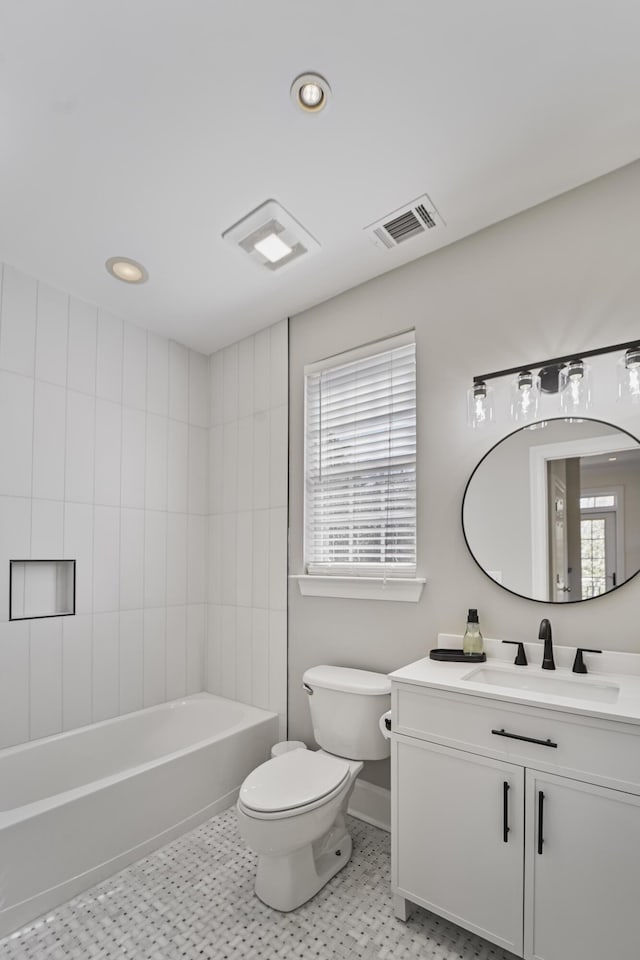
[304,332,416,577]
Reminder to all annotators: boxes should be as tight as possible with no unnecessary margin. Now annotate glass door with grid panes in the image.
[580,493,619,597]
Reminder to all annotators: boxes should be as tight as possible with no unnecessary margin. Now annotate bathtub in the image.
[0,693,278,937]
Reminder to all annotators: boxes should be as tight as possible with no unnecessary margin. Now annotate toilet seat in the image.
[239,749,350,819]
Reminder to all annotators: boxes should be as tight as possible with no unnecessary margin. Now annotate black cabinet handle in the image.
[537,790,545,855]
[503,781,510,843]
[491,728,557,749]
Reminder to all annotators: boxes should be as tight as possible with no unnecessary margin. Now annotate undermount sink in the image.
[462,666,620,704]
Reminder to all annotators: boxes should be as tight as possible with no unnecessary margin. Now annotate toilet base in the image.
[254,816,353,912]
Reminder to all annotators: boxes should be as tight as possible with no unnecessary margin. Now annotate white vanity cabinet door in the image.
[393,736,524,956]
[524,770,640,960]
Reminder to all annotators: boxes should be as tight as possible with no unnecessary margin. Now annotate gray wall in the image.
[288,159,640,787]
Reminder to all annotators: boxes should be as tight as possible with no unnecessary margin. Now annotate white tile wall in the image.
[122,323,147,410]
[206,319,288,738]
[0,262,288,750]
[65,390,95,503]
[168,420,189,512]
[35,282,68,387]
[0,261,209,748]
[187,603,206,694]
[143,606,166,706]
[94,399,122,506]
[144,511,167,608]
[29,617,63,739]
[96,311,123,403]
[0,620,30,746]
[67,298,97,395]
[146,333,169,416]
[62,614,92,730]
[121,407,146,508]
[119,609,144,715]
[33,381,66,500]
[119,508,145,610]
[92,611,120,721]
[0,371,34,497]
[0,264,37,377]
[168,341,189,422]
[31,499,64,557]
[166,604,187,700]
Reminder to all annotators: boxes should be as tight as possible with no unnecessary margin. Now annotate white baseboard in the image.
[348,778,390,832]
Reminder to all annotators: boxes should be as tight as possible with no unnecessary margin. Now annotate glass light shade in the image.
[467,381,494,428]
[617,348,640,404]
[510,370,540,422]
[559,360,592,414]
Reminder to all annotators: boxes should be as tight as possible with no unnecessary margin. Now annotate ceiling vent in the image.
[222,199,320,271]
[365,193,444,251]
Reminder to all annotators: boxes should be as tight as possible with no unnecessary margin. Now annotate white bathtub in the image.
[0,693,278,937]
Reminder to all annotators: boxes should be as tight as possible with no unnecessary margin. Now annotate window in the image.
[580,488,620,597]
[304,332,416,578]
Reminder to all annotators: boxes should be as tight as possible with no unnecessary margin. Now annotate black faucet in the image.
[539,619,555,670]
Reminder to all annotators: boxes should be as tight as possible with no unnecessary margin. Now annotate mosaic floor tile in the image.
[1,809,515,960]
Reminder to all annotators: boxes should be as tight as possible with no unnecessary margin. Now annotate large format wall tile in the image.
[0,259,289,748]
[206,319,288,736]
[35,282,68,387]
[0,261,209,748]
[0,265,37,377]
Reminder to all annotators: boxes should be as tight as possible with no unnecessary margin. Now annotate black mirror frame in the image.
[461,416,640,604]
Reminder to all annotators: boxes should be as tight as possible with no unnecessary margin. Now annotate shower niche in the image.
[9,559,76,621]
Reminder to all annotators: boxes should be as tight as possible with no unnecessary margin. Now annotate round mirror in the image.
[462,418,640,602]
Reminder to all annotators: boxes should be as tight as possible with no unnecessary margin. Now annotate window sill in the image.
[291,575,426,603]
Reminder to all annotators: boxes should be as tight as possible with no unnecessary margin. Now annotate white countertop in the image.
[390,636,640,726]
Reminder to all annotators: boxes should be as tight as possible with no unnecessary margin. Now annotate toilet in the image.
[236,664,391,912]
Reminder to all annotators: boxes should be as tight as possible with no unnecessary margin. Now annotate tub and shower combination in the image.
[0,693,278,937]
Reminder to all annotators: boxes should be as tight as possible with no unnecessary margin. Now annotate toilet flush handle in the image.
[302,682,314,695]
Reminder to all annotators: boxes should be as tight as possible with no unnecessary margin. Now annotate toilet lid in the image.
[240,749,350,814]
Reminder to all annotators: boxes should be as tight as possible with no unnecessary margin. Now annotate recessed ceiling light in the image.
[254,233,293,263]
[608,456,617,461]
[290,73,331,113]
[105,256,148,284]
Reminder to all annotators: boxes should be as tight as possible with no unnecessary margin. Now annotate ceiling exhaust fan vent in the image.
[365,193,444,251]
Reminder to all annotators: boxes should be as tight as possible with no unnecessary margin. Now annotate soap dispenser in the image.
[463,609,484,656]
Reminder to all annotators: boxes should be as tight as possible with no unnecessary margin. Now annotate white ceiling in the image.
[1,1,639,355]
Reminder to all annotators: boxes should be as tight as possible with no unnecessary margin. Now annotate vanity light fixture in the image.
[509,369,540,423]
[468,338,640,427]
[560,360,592,415]
[466,380,494,429]
[290,73,331,113]
[618,347,640,404]
[105,256,148,284]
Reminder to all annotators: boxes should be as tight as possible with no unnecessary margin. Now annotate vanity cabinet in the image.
[391,682,640,960]
[524,770,640,960]
[395,737,524,955]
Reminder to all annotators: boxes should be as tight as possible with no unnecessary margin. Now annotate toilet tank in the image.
[303,665,391,761]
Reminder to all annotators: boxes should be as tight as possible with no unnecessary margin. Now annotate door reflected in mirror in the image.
[462,418,640,603]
